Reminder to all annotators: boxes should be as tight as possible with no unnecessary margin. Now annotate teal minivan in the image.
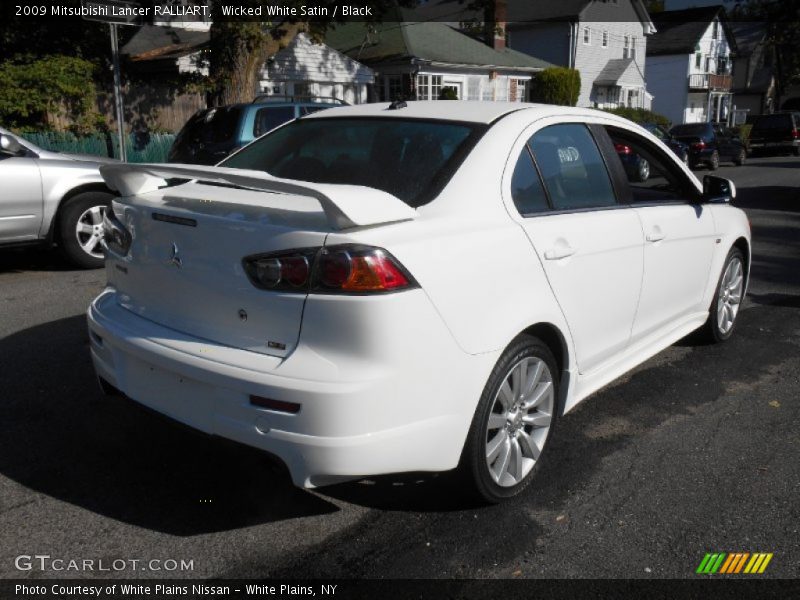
[168,96,345,165]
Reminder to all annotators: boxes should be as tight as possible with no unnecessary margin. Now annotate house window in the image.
[705,57,711,72]
[510,79,527,102]
[583,27,591,45]
[713,20,719,40]
[386,75,403,101]
[695,52,702,69]
[416,74,443,100]
[630,37,636,60]
[623,35,630,58]
[602,31,609,48]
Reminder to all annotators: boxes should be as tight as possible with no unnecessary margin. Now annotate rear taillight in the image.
[614,143,632,155]
[691,141,707,151]
[102,208,132,256]
[791,128,799,139]
[243,245,416,294]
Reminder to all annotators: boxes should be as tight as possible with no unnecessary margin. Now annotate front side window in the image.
[606,126,696,203]
[222,117,485,207]
[528,123,617,211]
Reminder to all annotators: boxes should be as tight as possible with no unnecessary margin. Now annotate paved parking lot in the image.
[1,155,798,580]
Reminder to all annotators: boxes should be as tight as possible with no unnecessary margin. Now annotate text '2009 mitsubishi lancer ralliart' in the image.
[88,101,750,502]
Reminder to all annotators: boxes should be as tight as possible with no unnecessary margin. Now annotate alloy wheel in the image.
[717,256,744,335]
[485,356,554,487]
[75,205,107,260]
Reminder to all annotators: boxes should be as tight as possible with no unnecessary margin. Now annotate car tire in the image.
[702,247,745,343]
[460,334,559,503]
[708,150,720,170]
[682,151,690,166]
[734,148,746,166]
[58,191,113,269]
[636,158,650,182]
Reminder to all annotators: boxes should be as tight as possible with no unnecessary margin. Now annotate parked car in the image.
[92,102,750,502]
[642,123,690,165]
[0,126,117,268]
[167,96,346,165]
[669,122,747,170]
[614,141,651,182]
[748,112,800,156]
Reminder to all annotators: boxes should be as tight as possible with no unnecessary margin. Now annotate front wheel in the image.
[461,335,558,503]
[703,248,745,343]
[58,191,114,269]
[636,158,650,182]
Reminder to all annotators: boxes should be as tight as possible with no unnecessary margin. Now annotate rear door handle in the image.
[646,227,665,243]
[544,245,576,260]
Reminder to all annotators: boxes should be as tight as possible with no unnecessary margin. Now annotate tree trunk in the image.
[208,22,305,107]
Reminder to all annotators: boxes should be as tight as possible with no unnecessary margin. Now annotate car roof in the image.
[301,100,606,125]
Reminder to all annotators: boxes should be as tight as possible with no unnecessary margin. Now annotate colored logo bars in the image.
[696,552,773,574]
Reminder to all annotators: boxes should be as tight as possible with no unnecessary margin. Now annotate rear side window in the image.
[175,107,241,146]
[671,124,711,137]
[529,123,617,211]
[510,148,549,215]
[752,114,793,130]
[254,107,296,137]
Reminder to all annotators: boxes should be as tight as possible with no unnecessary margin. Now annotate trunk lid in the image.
[101,164,417,358]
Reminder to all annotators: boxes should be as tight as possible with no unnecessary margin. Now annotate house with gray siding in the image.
[507,0,656,109]
[326,18,551,103]
[646,6,736,125]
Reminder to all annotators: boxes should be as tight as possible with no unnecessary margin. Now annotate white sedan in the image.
[89,102,750,502]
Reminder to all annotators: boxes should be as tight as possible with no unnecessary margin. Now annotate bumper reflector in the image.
[249,395,301,414]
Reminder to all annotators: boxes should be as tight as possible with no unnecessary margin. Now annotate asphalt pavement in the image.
[0,155,798,581]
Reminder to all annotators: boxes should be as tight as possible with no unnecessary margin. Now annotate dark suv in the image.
[669,122,746,170]
[748,112,800,156]
[168,97,345,165]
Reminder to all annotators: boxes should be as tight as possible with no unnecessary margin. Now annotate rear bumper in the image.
[87,289,493,487]
[748,139,800,150]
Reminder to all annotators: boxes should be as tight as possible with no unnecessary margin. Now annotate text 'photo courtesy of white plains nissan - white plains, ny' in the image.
[88,101,750,503]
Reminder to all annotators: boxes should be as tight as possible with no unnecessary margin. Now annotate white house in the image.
[647,6,736,125]
[507,0,656,109]
[259,33,374,105]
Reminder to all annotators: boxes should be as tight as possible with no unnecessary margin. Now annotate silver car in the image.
[0,127,118,268]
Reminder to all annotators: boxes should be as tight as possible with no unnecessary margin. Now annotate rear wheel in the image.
[58,191,113,269]
[461,335,558,503]
[703,248,745,343]
[636,158,650,182]
[708,150,720,170]
[734,148,746,166]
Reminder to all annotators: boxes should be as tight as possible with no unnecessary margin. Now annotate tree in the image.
[208,1,419,106]
[731,0,800,107]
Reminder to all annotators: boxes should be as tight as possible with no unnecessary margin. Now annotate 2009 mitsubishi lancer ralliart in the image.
[89,101,750,502]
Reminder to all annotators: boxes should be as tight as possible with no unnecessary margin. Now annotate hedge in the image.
[530,67,581,107]
[604,107,671,129]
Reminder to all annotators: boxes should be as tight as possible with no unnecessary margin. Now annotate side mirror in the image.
[0,134,24,156]
[703,175,736,204]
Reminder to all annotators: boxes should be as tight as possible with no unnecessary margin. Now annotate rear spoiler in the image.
[99,163,417,231]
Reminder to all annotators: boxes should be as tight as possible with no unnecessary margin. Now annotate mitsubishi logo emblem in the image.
[168,242,182,268]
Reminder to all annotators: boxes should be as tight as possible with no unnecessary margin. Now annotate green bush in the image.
[530,67,581,107]
[0,55,102,134]
[604,107,671,129]
[438,87,458,100]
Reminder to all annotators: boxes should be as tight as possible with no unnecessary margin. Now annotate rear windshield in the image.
[670,124,711,137]
[752,114,794,130]
[222,117,485,207]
